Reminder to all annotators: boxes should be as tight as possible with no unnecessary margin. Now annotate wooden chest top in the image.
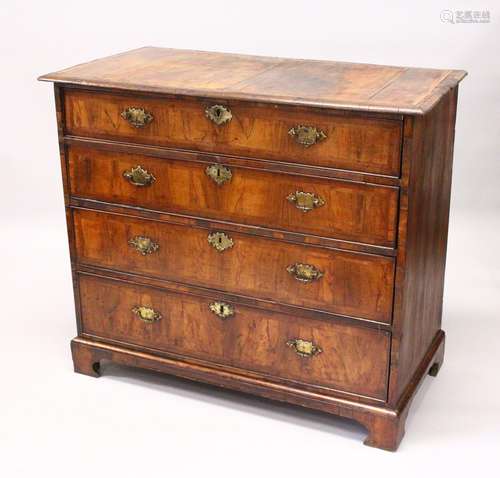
[39,46,466,114]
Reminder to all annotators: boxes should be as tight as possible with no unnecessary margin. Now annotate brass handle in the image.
[121,107,154,128]
[208,232,234,252]
[288,125,327,147]
[123,165,156,187]
[132,306,162,323]
[206,164,232,186]
[287,191,325,212]
[128,236,159,255]
[205,104,232,125]
[209,301,235,319]
[287,339,322,358]
[287,263,323,283]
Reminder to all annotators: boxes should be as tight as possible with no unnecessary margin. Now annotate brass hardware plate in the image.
[286,263,323,283]
[288,125,327,147]
[132,306,162,323]
[286,338,322,358]
[208,232,234,252]
[128,236,160,255]
[123,165,156,187]
[287,191,325,212]
[121,107,154,128]
[205,104,232,125]
[206,164,232,186]
[209,301,235,319]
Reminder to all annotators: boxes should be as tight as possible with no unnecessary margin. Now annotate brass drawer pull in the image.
[128,235,160,255]
[123,165,156,187]
[287,191,325,212]
[287,263,323,283]
[132,306,162,323]
[205,104,232,125]
[121,107,154,128]
[208,232,234,252]
[287,338,322,358]
[209,301,235,319]
[206,164,232,186]
[288,125,327,147]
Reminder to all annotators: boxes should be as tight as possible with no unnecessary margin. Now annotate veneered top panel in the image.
[39,47,467,115]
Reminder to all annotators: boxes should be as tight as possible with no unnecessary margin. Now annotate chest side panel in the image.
[389,87,458,404]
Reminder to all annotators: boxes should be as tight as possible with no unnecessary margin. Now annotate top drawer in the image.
[63,89,403,176]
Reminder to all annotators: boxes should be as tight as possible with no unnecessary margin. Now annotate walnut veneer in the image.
[39,47,466,450]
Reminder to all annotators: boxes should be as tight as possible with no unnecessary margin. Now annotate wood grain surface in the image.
[79,274,390,399]
[68,144,399,246]
[39,46,466,114]
[63,89,403,175]
[40,47,466,451]
[389,87,458,403]
[73,208,396,323]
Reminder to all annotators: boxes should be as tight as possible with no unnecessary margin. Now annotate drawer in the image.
[68,145,399,247]
[79,274,390,400]
[64,89,403,176]
[73,209,395,323]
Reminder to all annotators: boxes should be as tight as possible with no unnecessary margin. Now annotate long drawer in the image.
[79,274,390,400]
[63,89,403,176]
[73,209,395,323]
[68,145,399,247]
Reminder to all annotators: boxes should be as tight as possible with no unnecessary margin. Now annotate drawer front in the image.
[68,145,399,247]
[73,209,395,323]
[79,274,390,399]
[64,89,402,176]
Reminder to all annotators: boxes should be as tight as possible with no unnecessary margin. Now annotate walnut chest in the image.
[39,47,466,450]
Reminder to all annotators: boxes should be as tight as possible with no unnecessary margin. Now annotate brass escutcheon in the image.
[128,236,160,255]
[121,107,154,128]
[288,125,327,147]
[287,263,323,283]
[209,301,235,319]
[123,165,156,187]
[205,104,232,125]
[132,306,162,323]
[286,338,322,358]
[287,191,325,212]
[206,164,232,186]
[208,232,234,252]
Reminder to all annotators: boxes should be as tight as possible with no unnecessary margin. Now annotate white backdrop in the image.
[1,1,499,476]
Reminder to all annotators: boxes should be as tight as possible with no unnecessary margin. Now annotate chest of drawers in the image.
[39,47,466,450]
